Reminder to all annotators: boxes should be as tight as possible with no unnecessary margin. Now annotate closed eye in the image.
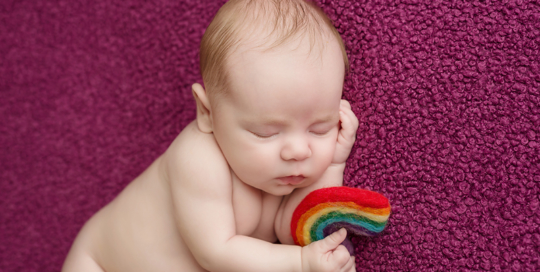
[251,131,277,139]
[310,129,332,136]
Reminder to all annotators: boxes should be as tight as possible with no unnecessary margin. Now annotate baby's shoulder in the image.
[161,121,231,187]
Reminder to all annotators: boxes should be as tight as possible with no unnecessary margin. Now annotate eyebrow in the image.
[312,114,338,124]
[253,114,338,126]
[254,117,288,126]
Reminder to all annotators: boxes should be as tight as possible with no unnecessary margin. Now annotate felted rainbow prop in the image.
[291,186,391,247]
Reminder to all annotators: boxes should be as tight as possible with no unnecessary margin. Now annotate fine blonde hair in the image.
[199,0,349,97]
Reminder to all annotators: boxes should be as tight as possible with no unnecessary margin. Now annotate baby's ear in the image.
[192,83,213,133]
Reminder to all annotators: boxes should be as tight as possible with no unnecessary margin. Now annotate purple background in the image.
[1,0,539,271]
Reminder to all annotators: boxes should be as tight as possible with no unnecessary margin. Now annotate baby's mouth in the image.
[278,175,305,185]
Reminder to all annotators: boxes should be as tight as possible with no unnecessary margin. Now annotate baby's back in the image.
[63,123,210,272]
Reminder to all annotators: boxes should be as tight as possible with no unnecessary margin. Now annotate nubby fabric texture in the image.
[291,186,391,246]
[1,0,539,271]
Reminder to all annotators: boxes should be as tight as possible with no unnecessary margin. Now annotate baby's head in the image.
[198,0,348,99]
[193,0,350,195]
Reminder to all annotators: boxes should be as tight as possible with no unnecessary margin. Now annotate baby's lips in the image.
[278,175,305,185]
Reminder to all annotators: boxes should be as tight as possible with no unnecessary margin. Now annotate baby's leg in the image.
[62,216,105,272]
[62,246,104,272]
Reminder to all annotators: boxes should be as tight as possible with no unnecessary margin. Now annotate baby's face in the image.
[211,35,345,196]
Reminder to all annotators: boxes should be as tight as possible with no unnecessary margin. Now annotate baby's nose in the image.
[280,136,312,161]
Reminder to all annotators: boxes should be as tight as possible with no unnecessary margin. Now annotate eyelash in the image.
[250,128,333,138]
[310,129,331,136]
[251,132,277,139]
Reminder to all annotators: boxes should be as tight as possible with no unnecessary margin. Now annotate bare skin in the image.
[62,30,359,272]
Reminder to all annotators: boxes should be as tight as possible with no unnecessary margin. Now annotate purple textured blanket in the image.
[1,0,539,271]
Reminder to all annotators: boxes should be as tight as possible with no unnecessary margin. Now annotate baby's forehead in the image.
[224,39,345,105]
[228,27,340,72]
[227,30,343,77]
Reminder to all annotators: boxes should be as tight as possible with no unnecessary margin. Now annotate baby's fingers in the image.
[318,228,347,252]
[332,245,352,270]
[344,256,356,272]
[333,101,359,164]
[338,111,356,142]
[339,100,359,139]
[340,99,352,110]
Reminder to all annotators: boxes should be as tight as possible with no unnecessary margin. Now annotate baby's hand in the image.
[333,100,359,165]
[301,229,356,272]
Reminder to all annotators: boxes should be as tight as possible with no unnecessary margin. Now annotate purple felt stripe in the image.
[322,222,379,237]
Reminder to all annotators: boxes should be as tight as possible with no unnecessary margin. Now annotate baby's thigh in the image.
[62,237,103,272]
[62,208,107,272]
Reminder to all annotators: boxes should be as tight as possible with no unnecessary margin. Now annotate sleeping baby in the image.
[62,0,359,271]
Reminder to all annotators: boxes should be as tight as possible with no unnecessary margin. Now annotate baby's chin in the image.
[266,180,318,196]
[258,184,296,196]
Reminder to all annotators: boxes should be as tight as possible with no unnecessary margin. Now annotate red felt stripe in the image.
[291,187,390,245]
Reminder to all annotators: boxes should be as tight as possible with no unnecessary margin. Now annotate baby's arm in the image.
[164,123,353,272]
[276,100,359,245]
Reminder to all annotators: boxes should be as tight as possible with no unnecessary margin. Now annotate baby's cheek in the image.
[314,140,336,165]
[241,146,277,171]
